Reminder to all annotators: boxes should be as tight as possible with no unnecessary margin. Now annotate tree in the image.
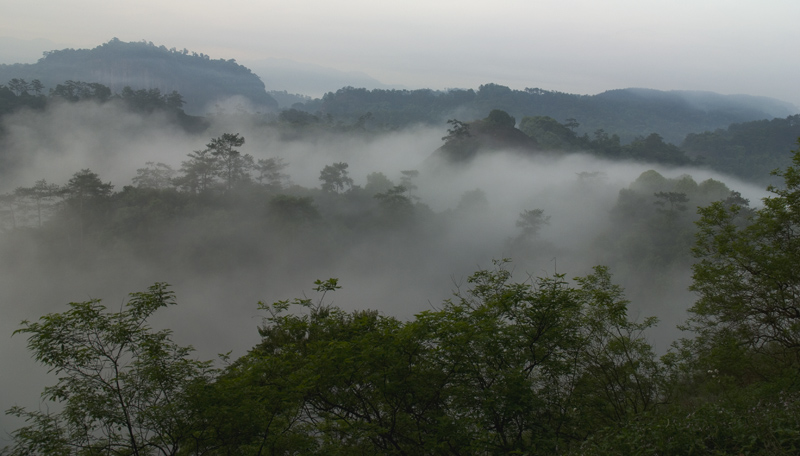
[455,188,489,214]
[278,108,319,126]
[117,87,187,113]
[374,185,414,224]
[29,79,44,95]
[6,283,214,456]
[164,91,185,110]
[399,170,419,192]
[485,109,516,128]
[441,118,471,144]
[14,179,62,228]
[399,170,420,201]
[212,264,660,455]
[255,157,289,189]
[624,133,691,165]
[575,143,800,456]
[176,148,220,194]
[64,169,113,201]
[246,279,432,455]
[62,169,114,244]
[51,81,112,102]
[364,171,394,195]
[589,129,623,158]
[410,263,588,453]
[0,191,19,230]
[8,78,30,96]
[206,133,252,191]
[409,261,660,454]
[572,267,662,426]
[132,162,176,190]
[516,208,550,238]
[439,118,481,162]
[518,116,579,150]
[268,195,320,226]
[653,191,689,216]
[319,162,353,193]
[688,139,800,374]
[564,118,580,131]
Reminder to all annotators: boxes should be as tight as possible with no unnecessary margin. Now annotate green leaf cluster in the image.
[193,262,660,455]
[6,283,214,455]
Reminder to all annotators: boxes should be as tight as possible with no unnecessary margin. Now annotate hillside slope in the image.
[0,38,278,114]
[304,84,798,144]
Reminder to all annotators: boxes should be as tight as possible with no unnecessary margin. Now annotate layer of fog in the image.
[0,101,770,443]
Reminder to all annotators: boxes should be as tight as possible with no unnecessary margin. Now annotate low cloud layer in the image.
[0,101,770,442]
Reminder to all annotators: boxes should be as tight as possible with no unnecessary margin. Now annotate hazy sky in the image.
[1,0,799,103]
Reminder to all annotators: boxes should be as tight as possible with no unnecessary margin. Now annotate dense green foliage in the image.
[5,264,664,455]
[4,37,800,454]
[7,283,214,455]
[687,140,800,377]
[573,141,800,455]
[516,116,692,165]
[8,147,800,453]
[683,114,800,183]
[4,121,800,453]
[603,171,736,272]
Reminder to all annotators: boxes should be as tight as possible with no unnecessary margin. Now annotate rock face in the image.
[0,38,278,115]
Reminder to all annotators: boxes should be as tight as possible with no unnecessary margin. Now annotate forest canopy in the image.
[4,135,800,453]
[1,43,800,453]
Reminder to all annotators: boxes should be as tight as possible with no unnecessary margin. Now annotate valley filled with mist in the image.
[1,41,800,454]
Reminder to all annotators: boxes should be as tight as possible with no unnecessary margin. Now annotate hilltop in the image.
[0,38,278,114]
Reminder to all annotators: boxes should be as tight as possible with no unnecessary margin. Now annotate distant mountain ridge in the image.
[0,38,278,114]
[0,38,797,146]
[592,88,797,140]
[597,88,796,116]
[303,84,798,144]
[243,57,406,100]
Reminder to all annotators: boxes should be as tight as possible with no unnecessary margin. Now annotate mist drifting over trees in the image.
[1,42,799,452]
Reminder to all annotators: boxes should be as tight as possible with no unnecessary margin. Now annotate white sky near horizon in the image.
[0,0,798,105]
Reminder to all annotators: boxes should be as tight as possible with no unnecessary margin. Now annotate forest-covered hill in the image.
[0,38,278,114]
[1,38,795,145]
[682,115,800,182]
[300,84,797,144]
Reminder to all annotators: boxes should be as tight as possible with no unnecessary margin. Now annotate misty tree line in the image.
[1,78,184,109]
[5,141,800,454]
[277,95,800,182]
[0,78,209,143]
[300,83,796,145]
[0,132,414,231]
[1,126,745,280]
[5,76,800,186]
[0,134,438,282]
